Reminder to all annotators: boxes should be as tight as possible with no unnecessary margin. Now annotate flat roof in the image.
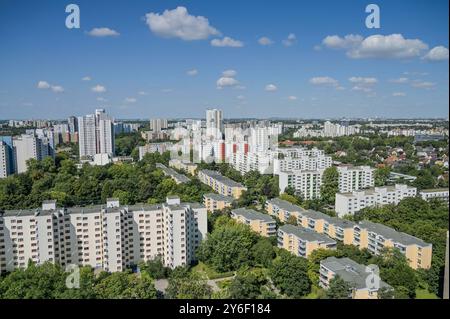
[266,198,306,213]
[203,192,234,203]
[199,169,246,188]
[419,188,449,193]
[280,224,336,244]
[231,208,275,223]
[357,220,431,247]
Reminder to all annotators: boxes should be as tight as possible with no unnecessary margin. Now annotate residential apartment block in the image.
[278,224,337,258]
[13,134,54,174]
[335,184,417,217]
[320,257,392,299]
[419,188,449,205]
[198,169,247,199]
[337,165,375,193]
[279,169,323,200]
[169,158,198,176]
[230,208,276,237]
[273,147,332,175]
[0,196,207,274]
[266,197,307,222]
[156,163,191,184]
[354,220,432,269]
[203,193,234,212]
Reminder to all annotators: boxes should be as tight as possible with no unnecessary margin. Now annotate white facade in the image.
[335,184,417,217]
[0,142,12,178]
[419,189,449,205]
[274,147,332,175]
[78,114,97,157]
[78,109,115,159]
[13,134,53,173]
[206,109,223,138]
[279,169,324,200]
[0,197,207,273]
[337,165,375,193]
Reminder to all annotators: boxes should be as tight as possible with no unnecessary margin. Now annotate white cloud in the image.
[82,76,91,81]
[392,92,406,97]
[352,86,373,93]
[309,76,339,86]
[91,85,106,93]
[87,27,120,37]
[411,81,435,89]
[258,37,273,46]
[187,69,198,76]
[322,34,428,59]
[51,85,64,93]
[138,91,148,96]
[389,77,409,83]
[423,46,449,61]
[97,97,107,102]
[282,33,297,47]
[236,95,245,100]
[162,88,173,93]
[322,34,363,49]
[222,69,237,77]
[217,77,239,88]
[124,97,137,103]
[211,36,243,47]
[265,84,278,92]
[287,95,297,100]
[145,6,219,41]
[37,81,63,93]
[348,77,378,85]
[37,81,51,89]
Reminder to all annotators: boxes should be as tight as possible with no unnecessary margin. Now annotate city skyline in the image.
[0,0,449,120]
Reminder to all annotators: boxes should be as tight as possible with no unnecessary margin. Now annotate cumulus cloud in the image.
[282,33,297,47]
[211,36,243,47]
[187,69,198,76]
[145,6,219,41]
[352,86,373,93]
[124,97,137,103]
[423,46,449,61]
[97,97,107,102]
[91,85,106,93]
[217,77,239,88]
[138,91,148,96]
[392,92,406,97]
[236,95,245,100]
[348,77,378,85]
[309,76,339,87]
[82,76,91,81]
[258,37,273,46]
[37,81,51,89]
[37,81,64,93]
[87,27,120,37]
[322,34,428,59]
[389,77,409,84]
[287,95,297,100]
[222,69,237,77]
[265,84,278,92]
[411,81,435,89]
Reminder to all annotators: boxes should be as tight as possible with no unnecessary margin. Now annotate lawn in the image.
[415,289,439,299]
[191,262,235,280]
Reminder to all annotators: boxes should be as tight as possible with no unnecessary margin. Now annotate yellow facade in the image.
[203,196,232,212]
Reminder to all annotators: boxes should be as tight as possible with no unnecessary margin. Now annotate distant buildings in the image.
[293,121,360,138]
[279,169,323,200]
[230,208,276,237]
[169,158,198,176]
[419,188,449,205]
[320,257,392,299]
[0,196,207,273]
[138,142,173,160]
[13,134,54,173]
[273,147,332,175]
[0,137,14,178]
[198,169,247,199]
[203,193,234,212]
[78,109,115,159]
[335,184,417,217]
[150,118,168,133]
[278,224,337,258]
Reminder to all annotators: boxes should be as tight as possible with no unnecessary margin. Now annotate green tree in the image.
[251,238,276,268]
[326,276,351,299]
[229,270,266,299]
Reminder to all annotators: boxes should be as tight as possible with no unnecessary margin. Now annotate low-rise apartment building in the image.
[337,165,375,193]
[230,208,276,237]
[354,220,432,269]
[0,196,207,273]
[198,169,247,199]
[335,184,417,217]
[320,257,392,299]
[203,193,234,212]
[169,158,198,176]
[265,197,307,222]
[156,163,191,184]
[278,224,337,258]
[419,188,449,205]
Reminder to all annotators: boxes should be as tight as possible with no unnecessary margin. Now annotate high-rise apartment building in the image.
[150,118,168,132]
[279,169,324,200]
[0,196,207,273]
[78,109,115,158]
[0,136,15,178]
[12,134,54,173]
[337,165,375,193]
[206,108,223,138]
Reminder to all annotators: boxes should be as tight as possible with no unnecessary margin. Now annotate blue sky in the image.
[0,0,448,119]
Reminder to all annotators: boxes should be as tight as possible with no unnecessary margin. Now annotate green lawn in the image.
[415,289,439,299]
[191,262,234,280]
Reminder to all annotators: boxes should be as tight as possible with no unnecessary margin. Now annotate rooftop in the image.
[203,192,234,203]
[231,208,275,223]
[321,256,391,290]
[199,169,246,188]
[266,197,306,213]
[279,224,336,244]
